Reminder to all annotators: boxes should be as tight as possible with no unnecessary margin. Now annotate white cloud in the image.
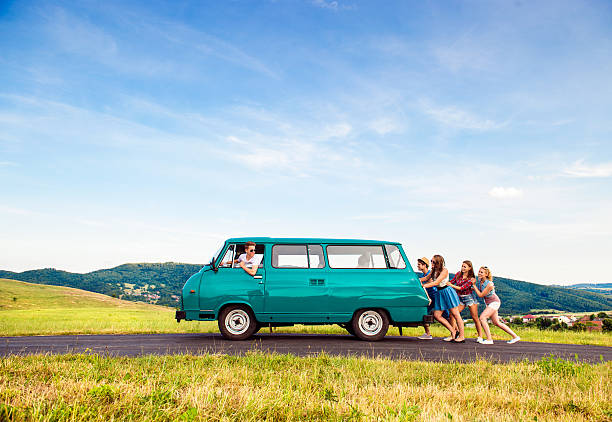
[368,117,403,135]
[323,123,352,138]
[488,186,523,199]
[226,136,248,145]
[312,0,339,10]
[422,101,505,131]
[564,160,612,178]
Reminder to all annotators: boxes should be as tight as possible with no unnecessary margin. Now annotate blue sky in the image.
[1,0,611,284]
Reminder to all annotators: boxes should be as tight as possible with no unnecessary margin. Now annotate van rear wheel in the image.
[218,305,257,340]
[352,309,389,341]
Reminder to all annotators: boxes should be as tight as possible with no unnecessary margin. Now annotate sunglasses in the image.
[248,249,255,252]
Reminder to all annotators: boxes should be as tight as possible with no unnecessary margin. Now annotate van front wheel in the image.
[352,309,389,341]
[218,305,257,340]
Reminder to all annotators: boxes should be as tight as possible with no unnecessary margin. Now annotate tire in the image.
[218,305,257,340]
[351,309,389,341]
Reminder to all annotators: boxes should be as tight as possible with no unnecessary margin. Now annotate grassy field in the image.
[1,353,610,421]
[1,278,611,346]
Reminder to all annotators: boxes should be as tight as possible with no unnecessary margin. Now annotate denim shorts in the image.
[458,293,478,307]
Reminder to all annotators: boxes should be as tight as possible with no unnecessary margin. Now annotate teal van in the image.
[175,237,432,341]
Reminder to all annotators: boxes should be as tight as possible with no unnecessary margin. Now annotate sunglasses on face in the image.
[248,249,255,253]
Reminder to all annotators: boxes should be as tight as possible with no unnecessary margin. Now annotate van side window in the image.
[272,245,308,268]
[385,245,407,269]
[308,244,325,268]
[219,244,265,268]
[326,245,387,269]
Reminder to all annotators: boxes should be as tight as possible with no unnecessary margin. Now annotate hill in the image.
[551,282,612,299]
[0,278,185,336]
[1,264,611,314]
[0,278,167,311]
[0,263,201,307]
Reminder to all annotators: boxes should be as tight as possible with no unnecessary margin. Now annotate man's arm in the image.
[239,262,258,276]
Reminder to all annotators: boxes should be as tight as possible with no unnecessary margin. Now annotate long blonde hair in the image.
[480,266,493,281]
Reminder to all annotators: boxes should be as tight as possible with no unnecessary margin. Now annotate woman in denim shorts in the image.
[449,260,485,343]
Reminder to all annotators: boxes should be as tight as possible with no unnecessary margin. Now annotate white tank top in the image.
[437,269,449,288]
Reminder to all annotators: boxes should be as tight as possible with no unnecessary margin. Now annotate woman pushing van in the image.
[448,260,485,343]
[421,255,466,342]
[471,266,520,345]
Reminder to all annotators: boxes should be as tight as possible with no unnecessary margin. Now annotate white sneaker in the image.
[476,337,484,343]
[443,336,454,342]
[418,334,433,340]
[507,337,520,344]
[481,339,494,345]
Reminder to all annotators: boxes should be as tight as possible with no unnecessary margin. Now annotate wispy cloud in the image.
[421,101,505,131]
[311,0,347,11]
[564,160,612,178]
[488,186,523,199]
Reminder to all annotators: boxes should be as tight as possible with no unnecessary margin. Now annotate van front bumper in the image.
[175,310,186,322]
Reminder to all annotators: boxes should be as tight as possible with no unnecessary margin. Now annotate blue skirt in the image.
[434,287,461,311]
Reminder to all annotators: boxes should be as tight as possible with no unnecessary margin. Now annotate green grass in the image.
[1,278,611,346]
[0,353,610,421]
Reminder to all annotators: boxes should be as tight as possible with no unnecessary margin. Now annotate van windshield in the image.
[211,243,225,264]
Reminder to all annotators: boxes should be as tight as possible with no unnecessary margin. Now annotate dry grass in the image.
[0,353,610,421]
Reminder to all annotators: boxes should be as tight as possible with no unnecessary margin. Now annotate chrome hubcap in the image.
[358,311,383,336]
[225,309,250,335]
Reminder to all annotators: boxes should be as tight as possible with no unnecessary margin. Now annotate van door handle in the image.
[254,275,262,279]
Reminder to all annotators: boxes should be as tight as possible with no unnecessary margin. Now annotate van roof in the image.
[226,237,400,245]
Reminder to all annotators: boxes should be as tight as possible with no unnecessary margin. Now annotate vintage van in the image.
[175,237,433,341]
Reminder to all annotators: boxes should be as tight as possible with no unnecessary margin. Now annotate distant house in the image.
[552,315,573,326]
[522,314,536,323]
[578,315,603,331]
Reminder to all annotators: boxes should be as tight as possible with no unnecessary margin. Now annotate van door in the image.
[263,244,329,323]
[201,243,265,314]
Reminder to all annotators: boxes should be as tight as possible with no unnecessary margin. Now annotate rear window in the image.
[326,245,387,269]
[385,244,406,269]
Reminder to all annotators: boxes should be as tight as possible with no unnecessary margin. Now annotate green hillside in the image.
[0,278,195,336]
[0,278,165,311]
[1,264,611,315]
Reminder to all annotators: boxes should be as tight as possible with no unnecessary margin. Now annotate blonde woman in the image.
[471,266,520,345]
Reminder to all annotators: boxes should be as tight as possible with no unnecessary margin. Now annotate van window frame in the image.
[271,244,309,269]
[271,244,327,269]
[325,244,389,269]
[383,244,407,269]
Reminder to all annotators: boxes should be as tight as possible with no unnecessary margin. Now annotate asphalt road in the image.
[2,333,611,363]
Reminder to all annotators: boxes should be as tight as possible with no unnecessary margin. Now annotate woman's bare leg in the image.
[469,304,484,338]
[451,304,464,332]
[479,307,495,341]
[433,310,455,336]
[490,312,519,339]
[449,307,465,340]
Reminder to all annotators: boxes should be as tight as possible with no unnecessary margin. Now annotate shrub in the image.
[597,312,608,318]
[511,317,523,325]
[602,319,612,332]
[571,322,586,332]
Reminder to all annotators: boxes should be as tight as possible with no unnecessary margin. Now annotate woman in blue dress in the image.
[422,254,465,342]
